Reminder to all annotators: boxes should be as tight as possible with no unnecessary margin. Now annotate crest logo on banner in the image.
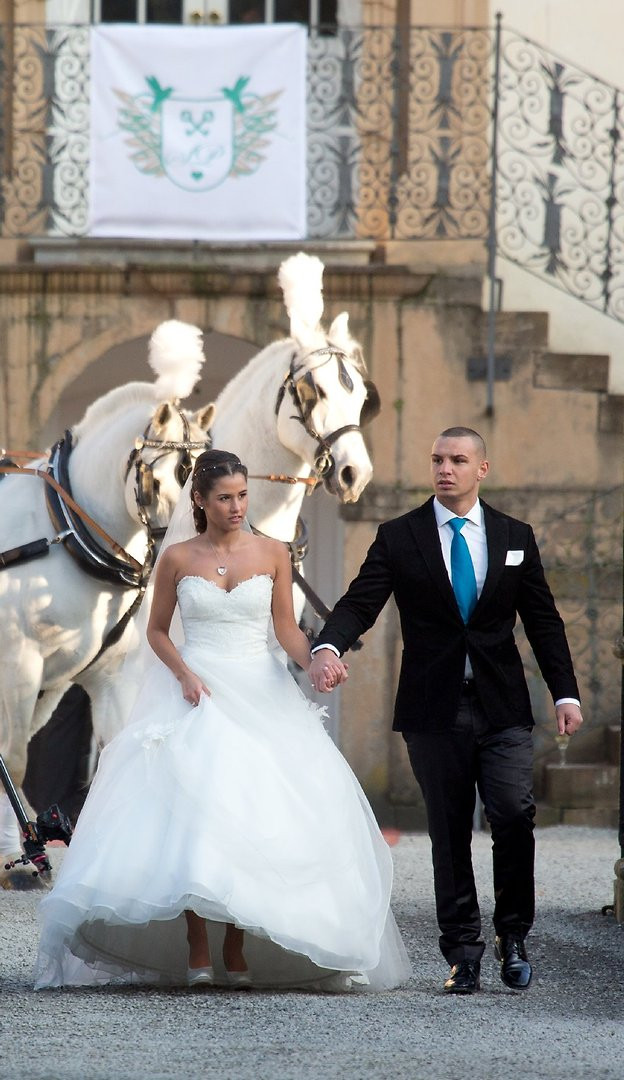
[115,75,281,193]
[89,25,306,241]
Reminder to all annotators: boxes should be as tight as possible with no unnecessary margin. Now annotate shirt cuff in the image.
[554,698,581,708]
[311,644,341,657]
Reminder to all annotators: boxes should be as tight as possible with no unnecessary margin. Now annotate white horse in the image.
[0,323,215,860]
[212,251,376,542]
[0,253,378,861]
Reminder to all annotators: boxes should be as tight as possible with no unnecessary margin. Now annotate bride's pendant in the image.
[217,566,227,576]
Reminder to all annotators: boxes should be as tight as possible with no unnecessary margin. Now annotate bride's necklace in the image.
[207,537,235,577]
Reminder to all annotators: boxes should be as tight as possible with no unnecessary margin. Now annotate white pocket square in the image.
[505,550,524,566]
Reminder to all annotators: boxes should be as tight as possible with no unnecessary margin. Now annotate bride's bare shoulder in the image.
[249,534,286,558]
[164,537,201,556]
[157,538,201,574]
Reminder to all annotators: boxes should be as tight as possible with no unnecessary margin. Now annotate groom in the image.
[309,427,582,994]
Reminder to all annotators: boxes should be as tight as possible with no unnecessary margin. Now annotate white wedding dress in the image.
[34,574,411,991]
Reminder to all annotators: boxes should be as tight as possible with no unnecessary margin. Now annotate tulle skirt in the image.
[34,647,411,991]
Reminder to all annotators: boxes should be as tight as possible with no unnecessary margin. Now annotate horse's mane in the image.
[216,326,367,415]
[215,339,292,413]
[72,382,156,438]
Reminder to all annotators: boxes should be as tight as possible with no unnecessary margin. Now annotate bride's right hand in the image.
[178,669,211,707]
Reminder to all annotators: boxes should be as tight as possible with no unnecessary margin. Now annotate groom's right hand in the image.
[308,649,349,693]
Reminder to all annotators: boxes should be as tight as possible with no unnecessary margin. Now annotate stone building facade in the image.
[0,0,622,823]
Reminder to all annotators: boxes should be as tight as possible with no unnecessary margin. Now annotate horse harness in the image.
[46,432,149,589]
[0,365,376,655]
[275,346,381,487]
[124,407,208,530]
[0,408,211,669]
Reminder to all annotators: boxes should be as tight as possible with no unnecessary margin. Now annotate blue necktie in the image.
[448,518,477,623]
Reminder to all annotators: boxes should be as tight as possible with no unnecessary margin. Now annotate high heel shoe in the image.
[226,969,252,990]
[187,965,215,987]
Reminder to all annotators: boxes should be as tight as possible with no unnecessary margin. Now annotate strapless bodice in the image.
[176,573,274,658]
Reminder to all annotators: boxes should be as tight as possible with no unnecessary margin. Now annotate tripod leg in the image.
[0,792,21,856]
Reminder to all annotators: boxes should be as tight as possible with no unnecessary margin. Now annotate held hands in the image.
[555,702,583,737]
[308,649,349,693]
[179,669,211,708]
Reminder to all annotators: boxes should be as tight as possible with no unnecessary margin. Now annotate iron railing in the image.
[2,19,624,322]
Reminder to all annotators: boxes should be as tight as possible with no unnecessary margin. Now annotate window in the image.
[95,0,336,27]
[100,1,183,20]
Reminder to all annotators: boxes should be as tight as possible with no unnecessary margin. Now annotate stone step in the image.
[534,351,610,392]
[535,803,621,828]
[480,309,550,351]
[545,763,619,809]
[607,725,622,767]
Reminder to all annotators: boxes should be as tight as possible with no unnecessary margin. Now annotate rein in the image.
[249,518,363,651]
[0,448,45,460]
[0,461,143,573]
[248,473,317,487]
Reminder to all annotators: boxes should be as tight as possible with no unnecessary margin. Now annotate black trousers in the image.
[404,683,535,966]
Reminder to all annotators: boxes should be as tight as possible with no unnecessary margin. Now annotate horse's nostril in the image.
[340,466,356,490]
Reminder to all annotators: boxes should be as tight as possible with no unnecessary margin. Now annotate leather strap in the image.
[0,461,143,574]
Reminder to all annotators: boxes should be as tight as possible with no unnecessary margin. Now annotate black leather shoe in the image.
[443,959,481,994]
[495,935,532,990]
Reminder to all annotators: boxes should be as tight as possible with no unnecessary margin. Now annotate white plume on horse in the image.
[148,319,206,401]
[278,252,325,339]
[0,251,379,870]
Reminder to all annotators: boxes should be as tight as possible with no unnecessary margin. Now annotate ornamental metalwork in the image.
[1,25,90,236]
[0,22,493,244]
[496,27,624,323]
[2,21,624,322]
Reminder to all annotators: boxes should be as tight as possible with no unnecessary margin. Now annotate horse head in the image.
[123,399,215,537]
[122,320,215,537]
[275,254,380,504]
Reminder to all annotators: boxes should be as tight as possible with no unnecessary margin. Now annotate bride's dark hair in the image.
[191,449,248,534]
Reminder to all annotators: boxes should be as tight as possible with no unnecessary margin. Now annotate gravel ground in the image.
[0,826,622,1080]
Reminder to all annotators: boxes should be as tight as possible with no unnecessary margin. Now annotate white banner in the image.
[89,24,306,240]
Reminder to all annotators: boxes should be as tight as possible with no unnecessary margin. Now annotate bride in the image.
[34,449,411,991]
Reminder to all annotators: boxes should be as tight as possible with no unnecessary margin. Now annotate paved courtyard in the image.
[0,827,622,1080]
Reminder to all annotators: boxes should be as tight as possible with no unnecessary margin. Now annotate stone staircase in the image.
[534,349,624,435]
[471,301,622,825]
[537,725,621,827]
[475,306,624,436]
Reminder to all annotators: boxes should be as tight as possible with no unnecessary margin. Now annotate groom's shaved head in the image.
[438,427,486,458]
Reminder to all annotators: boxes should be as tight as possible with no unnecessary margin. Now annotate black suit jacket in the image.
[315,497,579,733]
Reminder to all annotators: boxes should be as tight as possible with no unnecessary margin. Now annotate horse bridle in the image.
[124,403,212,543]
[275,347,381,484]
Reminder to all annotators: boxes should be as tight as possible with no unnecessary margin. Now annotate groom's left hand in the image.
[555,702,583,737]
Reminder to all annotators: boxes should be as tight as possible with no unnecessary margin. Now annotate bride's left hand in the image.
[179,669,211,707]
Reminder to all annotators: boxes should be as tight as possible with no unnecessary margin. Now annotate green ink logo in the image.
[115,75,282,191]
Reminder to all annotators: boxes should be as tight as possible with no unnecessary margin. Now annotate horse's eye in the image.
[317,386,327,401]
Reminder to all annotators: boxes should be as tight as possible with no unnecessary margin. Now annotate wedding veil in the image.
[119,474,197,713]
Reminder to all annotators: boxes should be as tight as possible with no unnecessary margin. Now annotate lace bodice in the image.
[176,574,274,658]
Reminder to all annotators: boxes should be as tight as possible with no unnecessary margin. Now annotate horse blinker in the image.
[337,356,354,393]
[295,371,318,421]
[360,381,381,426]
[136,463,154,507]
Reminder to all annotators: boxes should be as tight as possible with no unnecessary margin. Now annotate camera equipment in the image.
[0,752,72,877]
